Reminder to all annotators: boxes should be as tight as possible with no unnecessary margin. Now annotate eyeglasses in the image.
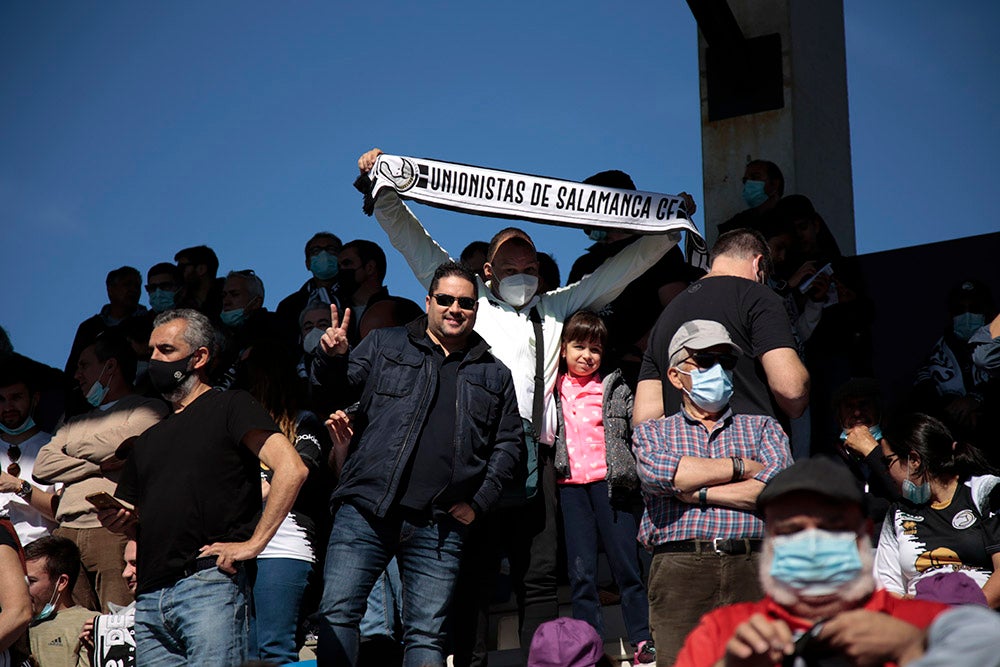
[432,294,477,310]
[146,281,178,293]
[6,445,21,477]
[880,453,898,469]
[685,352,739,371]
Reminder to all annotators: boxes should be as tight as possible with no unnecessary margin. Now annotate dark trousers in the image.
[450,451,559,666]
[559,480,650,646]
[647,548,761,666]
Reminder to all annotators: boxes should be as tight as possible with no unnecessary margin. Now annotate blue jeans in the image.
[559,481,650,645]
[254,557,313,664]
[134,565,250,666]
[359,557,402,640]
[316,502,466,667]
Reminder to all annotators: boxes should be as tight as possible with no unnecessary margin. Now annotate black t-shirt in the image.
[398,342,463,513]
[639,275,796,418]
[116,389,279,594]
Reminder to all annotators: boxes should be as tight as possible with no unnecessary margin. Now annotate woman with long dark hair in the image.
[241,339,331,663]
[875,412,1000,607]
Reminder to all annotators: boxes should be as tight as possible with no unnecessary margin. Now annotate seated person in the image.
[913,280,999,460]
[875,413,1000,607]
[674,458,949,667]
[25,536,94,666]
[825,378,900,542]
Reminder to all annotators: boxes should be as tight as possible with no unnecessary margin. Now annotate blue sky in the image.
[2,1,998,370]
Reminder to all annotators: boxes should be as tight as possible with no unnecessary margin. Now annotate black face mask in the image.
[336,269,360,298]
[147,355,194,395]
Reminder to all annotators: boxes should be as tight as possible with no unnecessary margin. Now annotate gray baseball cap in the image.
[667,319,743,367]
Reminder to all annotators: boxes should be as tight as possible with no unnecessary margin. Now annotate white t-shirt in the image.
[1,431,61,545]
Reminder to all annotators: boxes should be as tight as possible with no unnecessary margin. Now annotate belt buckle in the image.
[712,538,725,555]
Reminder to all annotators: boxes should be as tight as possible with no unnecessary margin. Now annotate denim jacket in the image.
[312,316,522,518]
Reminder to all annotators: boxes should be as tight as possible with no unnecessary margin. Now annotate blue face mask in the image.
[679,364,734,413]
[84,362,112,408]
[586,229,608,243]
[310,251,339,281]
[742,180,769,208]
[839,424,882,442]
[220,308,247,328]
[0,415,35,436]
[31,585,61,625]
[902,457,931,504]
[953,312,985,342]
[769,528,863,596]
[148,289,176,313]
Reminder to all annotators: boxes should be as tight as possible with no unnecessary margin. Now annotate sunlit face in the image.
[26,558,65,614]
[561,339,603,378]
[122,540,137,594]
[149,319,194,363]
[425,275,478,344]
[484,243,539,284]
[0,382,34,430]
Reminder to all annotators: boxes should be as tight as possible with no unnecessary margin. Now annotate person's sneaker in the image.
[633,639,656,665]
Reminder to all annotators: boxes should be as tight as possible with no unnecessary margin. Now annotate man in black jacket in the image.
[312,261,522,667]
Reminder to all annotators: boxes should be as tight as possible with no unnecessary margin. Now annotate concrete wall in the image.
[698,0,856,254]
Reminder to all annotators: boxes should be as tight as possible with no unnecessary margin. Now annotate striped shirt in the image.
[634,408,792,547]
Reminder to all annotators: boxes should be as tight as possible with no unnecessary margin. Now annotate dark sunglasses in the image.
[880,453,898,468]
[686,352,739,371]
[6,444,21,477]
[432,294,477,310]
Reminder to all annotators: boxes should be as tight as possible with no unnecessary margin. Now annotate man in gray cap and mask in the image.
[633,319,793,664]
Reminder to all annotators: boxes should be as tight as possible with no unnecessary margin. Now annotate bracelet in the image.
[698,487,708,510]
[731,456,744,483]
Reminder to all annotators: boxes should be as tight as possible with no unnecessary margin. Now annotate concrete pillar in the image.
[696,0,856,254]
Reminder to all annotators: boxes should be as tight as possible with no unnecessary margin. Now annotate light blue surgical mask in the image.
[586,229,608,243]
[0,415,35,436]
[769,528,863,596]
[220,308,247,328]
[953,312,985,342]
[148,288,176,313]
[902,457,931,504]
[31,584,61,625]
[85,362,112,408]
[679,364,734,413]
[839,424,882,442]
[310,251,339,281]
[742,180,769,208]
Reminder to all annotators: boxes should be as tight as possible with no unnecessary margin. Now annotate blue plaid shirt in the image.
[634,408,792,547]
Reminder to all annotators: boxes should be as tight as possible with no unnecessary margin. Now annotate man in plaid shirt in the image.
[633,319,793,665]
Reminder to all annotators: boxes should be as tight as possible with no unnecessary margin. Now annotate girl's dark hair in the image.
[242,338,303,442]
[561,310,608,350]
[883,412,994,479]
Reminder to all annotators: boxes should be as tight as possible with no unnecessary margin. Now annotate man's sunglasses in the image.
[432,294,477,310]
[685,352,739,371]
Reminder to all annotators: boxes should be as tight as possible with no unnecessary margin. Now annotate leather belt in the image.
[181,556,220,577]
[653,538,762,556]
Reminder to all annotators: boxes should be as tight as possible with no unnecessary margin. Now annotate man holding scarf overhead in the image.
[354,148,701,663]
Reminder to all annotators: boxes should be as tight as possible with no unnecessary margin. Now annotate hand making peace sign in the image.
[319,303,351,356]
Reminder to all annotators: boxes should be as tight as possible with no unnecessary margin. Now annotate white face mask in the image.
[497,274,538,308]
[302,328,325,355]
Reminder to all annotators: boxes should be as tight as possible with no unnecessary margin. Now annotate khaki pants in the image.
[647,547,762,666]
[54,525,133,612]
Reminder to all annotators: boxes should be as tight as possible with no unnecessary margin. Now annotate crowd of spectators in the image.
[1,153,999,667]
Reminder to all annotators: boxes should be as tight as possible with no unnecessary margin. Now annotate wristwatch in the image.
[15,480,32,500]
